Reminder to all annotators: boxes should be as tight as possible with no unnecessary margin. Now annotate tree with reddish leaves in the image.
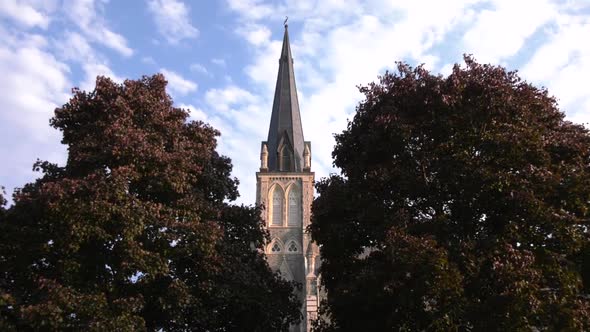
[0,75,300,331]
[311,56,590,331]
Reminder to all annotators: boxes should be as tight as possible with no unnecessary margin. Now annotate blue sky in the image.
[1,0,590,205]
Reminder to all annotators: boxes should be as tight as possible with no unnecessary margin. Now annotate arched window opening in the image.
[271,241,282,253]
[271,187,283,226]
[287,241,298,253]
[288,187,300,226]
[280,145,292,171]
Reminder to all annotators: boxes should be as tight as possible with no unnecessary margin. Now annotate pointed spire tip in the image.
[265,22,304,172]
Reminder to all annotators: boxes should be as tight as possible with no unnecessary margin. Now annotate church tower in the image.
[256,22,320,332]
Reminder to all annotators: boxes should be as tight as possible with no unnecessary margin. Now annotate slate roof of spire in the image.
[265,23,305,172]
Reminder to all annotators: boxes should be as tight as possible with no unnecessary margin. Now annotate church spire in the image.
[265,22,306,172]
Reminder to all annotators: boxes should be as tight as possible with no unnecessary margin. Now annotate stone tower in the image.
[256,23,320,332]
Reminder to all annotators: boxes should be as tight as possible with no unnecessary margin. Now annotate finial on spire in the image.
[284,16,288,28]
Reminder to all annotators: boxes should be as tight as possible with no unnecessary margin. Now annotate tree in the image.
[0,188,15,332]
[310,56,590,331]
[0,75,300,331]
[0,188,5,225]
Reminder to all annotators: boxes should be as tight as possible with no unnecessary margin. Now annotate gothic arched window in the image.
[271,186,283,226]
[286,240,299,253]
[288,186,300,226]
[271,241,282,253]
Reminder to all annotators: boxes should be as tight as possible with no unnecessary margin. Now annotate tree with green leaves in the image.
[311,56,590,331]
[0,75,300,331]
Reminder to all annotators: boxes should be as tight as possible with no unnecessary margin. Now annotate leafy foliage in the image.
[0,75,300,331]
[0,188,5,212]
[311,56,590,331]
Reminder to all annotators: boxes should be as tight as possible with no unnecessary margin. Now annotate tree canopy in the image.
[0,188,5,218]
[0,74,300,331]
[311,56,590,331]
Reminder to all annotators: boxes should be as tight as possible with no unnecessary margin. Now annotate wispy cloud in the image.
[63,0,133,57]
[462,0,555,64]
[236,23,271,46]
[0,0,52,29]
[0,28,69,200]
[142,56,156,65]
[522,15,590,125]
[81,63,124,92]
[216,0,590,204]
[54,31,123,92]
[1,0,589,207]
[205,85,258,112]
[148,0,199,44]
[201,84,268,203]
[190,63,210,76]
[180,103,209,122]
[0,1,130,202]
[161,68,198,96]
[211,58,226,67]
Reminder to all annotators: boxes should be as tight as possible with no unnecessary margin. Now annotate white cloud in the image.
[2,0,589,210]
[0,20,124,203]
[53,31,122,92]
[64,0,133,57]
[220,0,590,205]
[80,63,124,92]
[190,63,210,76]
[179,103,208,122]
[142,56,156,65]
[244,40,282,92]
[462,0,555,64]
[440,63,454,76]
[201,85,268,203]
[0,29,70,201]
[205,85,258,112]
[0,35,70,140]
[161,68,198,96]
[55,31,98,63]
[522,15,590,124]
[211,58,226,67]
[0,0,52,29]
[179,97,260,204]
[237,23,271,46]
[148,0,199,44]
[225,0,274,21]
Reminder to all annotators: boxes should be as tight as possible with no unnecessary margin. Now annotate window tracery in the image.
[271,186,283,226]
[288,186,300,226]
[288,241,298,252]
[271,242,282,252]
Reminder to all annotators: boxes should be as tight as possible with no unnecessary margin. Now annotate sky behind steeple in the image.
[0,0,589,205]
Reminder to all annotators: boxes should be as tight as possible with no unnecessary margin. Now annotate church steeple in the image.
[265,22,306,172]
[256,23,319,331]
